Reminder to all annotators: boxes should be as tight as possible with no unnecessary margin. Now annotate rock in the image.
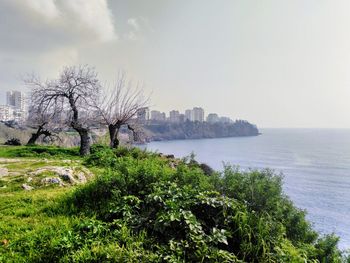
[27,177,33,183]
[22,184,34,191]
[166,154,175,159]
[76,172,87,184]
[55,167,77,184]
[169,162,176,169]
[41,177,64,186]
[32,166,92,185]
[0,167,8,177]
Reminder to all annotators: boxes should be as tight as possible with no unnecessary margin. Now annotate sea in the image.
[141,128,350,249]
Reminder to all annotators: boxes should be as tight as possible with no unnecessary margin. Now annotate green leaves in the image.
[7,146,340,262]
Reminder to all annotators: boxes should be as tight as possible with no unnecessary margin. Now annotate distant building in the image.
[169,110,180,122]
[206,113,220,123]
[0,105,14,121]
[185,109,192,121]
[179,114,185,122]
[137,107,150,121]
[219,116,233,123]
[150,110,166,121]
[192,107,204,122]
[0,91,27,122]
[7,90,26,111]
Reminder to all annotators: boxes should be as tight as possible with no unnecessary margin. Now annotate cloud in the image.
[60,0,117,42]
[20,0,60,20]
[0,0,118,94]
[128,18,140,31]
[0,0,117,52]
[126,17,153,41]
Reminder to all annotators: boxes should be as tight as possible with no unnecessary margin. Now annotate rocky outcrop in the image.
[143,120,259,142]
[22,184,34,191]
[0,167,8,177]
[41,177,64,186]
[31,166,92,186]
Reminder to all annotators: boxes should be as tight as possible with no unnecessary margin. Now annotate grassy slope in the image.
[0,145,347,262]
[0,146,88,262]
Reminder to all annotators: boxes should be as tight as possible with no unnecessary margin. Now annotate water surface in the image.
[142,128,350,249]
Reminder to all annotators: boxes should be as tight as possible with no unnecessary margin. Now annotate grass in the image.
[0,145,347,262]
[0,145,80,159]
[0,145,87,262]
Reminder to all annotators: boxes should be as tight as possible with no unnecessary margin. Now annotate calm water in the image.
[142,129,350,249]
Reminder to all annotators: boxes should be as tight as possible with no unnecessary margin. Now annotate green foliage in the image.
[0,146,346,262]
[0,145,80,159]
[219,166,318,244]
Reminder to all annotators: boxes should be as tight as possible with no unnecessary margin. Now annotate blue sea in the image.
[142,128,350,249]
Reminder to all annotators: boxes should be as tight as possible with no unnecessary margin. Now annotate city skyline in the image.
[0,90,27,122]
[2,1,350,128]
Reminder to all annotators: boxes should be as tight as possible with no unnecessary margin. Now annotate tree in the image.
[25,65,100,155]
[26,93,62,146]
[94,72,149,148]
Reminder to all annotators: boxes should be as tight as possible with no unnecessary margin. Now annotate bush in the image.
[2,146,343,262]
[4,138,21,146]
[66,149,343,262]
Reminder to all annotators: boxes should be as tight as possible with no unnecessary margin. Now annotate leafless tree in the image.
[94,73,149,148]
[26,95,62,146]
[25,65,101,155]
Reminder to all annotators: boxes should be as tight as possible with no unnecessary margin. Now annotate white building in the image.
[150,110,166,121]
[137,107,150,121]
[206,113,220,123]
[219,116,233,123]
[169,110,180,122]
[192,107,204,122]
[185,109,192,121]
[0,105,14,121]
[7,90,26,111]
[4,90,27,123]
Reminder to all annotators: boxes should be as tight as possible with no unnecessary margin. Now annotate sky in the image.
[1,0,350,128]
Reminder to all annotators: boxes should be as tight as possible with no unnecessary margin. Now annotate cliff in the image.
[143,120,259,141]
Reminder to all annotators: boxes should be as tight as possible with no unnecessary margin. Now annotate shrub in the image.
[4,138,21,146]
[66,150,342,262]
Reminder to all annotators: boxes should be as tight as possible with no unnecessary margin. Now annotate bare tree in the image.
[25,65,101,155]
[95,73,149,148]
[26,98,62,146]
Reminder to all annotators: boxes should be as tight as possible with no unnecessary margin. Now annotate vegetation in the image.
[144,120,259,141]
[0,145,348,262]
[25,65,149,155]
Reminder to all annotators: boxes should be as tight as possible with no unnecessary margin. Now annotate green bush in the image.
[0,145,79,158]
[66,149,343,262]
[1,146,345,262]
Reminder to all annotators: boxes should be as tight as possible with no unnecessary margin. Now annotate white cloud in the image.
[23,0,60,19]
[126,17,153,41]
[60,0,117,42]
[127,18,140,31]
[3,0,117,43]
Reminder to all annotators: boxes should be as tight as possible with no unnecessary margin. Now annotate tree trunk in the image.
[27,133,41,146]
[26,126,43,146]
[68,96,91,156]
[108,124,120,148]
[78,128,91,156]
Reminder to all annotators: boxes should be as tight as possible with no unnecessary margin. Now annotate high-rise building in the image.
[219,116,233,123]
[150,110,166,121]
[185,109,192,121]
[169,110,180,122]
[137,107,150,121]
[192,107,204,122]
[6,91,25,111]
[206,113,219,123]
[0,105,14,121]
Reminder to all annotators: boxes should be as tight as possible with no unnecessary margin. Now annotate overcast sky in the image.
[1,0,350,128]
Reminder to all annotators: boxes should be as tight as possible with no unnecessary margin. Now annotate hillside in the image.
[143,120,259,142]
[0,145,347,262]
